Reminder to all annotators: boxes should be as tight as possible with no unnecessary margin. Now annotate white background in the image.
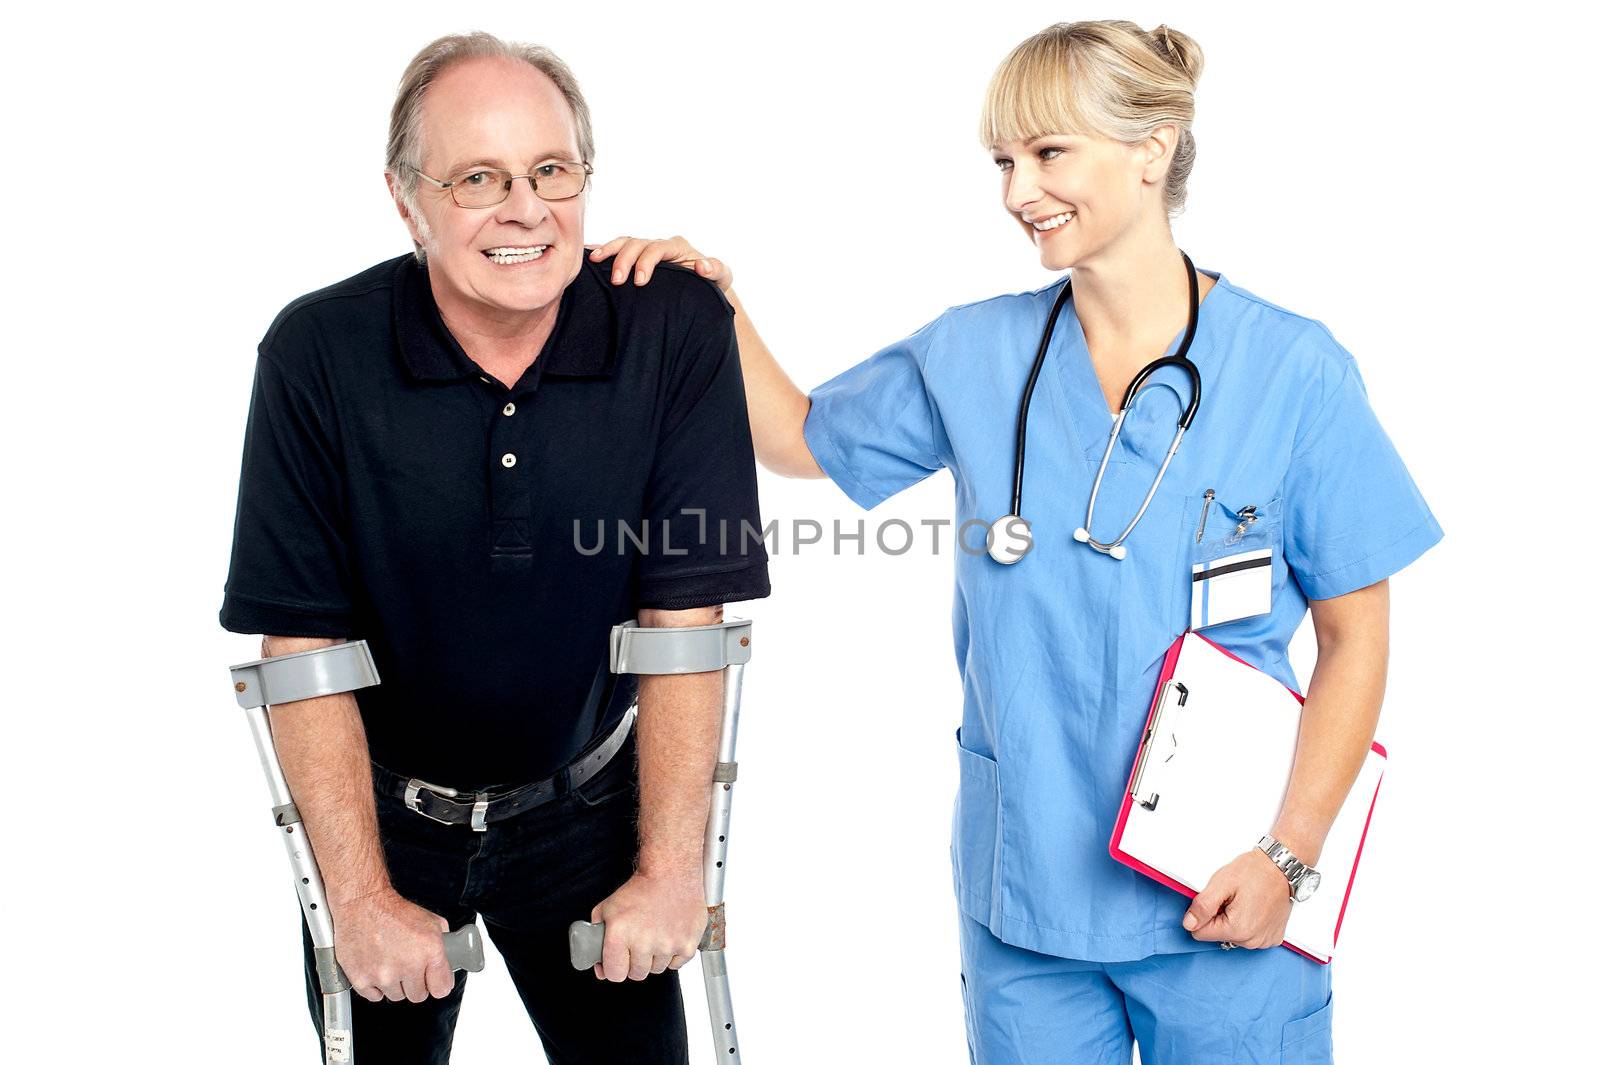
[5,1,1595,1061]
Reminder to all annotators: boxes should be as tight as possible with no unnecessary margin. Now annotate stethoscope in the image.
[987,251,1203,565]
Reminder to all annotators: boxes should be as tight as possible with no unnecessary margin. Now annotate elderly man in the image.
[219,33,769,1064]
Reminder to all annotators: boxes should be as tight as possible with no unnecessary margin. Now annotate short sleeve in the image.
[218,346,356,637]
[635,296,772,611]
[1281,354,1443,600]
[803,317,950,510]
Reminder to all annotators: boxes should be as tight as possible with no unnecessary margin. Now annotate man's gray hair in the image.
[386,32,595,215]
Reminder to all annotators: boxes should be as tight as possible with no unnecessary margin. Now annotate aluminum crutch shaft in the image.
[231,642,486,1065]
[699,660,745,1061]
[570,620,752,1062]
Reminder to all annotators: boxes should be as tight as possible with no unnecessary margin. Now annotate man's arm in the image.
[262,634,455,1003]
[589,605,725,982]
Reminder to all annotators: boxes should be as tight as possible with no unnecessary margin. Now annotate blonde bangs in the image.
[980,36,1095,148]
[977,21,1204,214]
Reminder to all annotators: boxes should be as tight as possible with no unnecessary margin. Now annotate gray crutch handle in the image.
[568,919,606,970]
[329,924,486,987]
[567,913,719,971]
[445,924,486,973]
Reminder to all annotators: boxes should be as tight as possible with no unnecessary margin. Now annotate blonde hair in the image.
[386,32,593,249]
[979,21,1204,215]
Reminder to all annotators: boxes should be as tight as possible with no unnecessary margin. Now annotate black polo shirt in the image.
[220,253,771,789]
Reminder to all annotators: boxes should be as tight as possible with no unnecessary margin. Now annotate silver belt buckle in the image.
[404,778,463,826]
[404,778,491,832]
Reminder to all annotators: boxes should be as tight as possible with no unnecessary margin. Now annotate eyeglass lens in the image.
[450,163,587,207]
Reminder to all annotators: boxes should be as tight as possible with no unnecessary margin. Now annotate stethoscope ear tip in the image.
[1073,527,1129,560]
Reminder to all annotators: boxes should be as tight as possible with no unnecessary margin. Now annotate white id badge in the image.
[1191,548,1273,629]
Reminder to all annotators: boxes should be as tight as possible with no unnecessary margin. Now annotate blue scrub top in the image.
[803,270,1443,962]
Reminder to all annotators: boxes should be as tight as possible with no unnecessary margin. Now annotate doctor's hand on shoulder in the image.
[589,236,732,292]
[1182,849,1294,950]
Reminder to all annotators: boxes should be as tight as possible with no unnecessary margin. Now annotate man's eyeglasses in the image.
[408,160,593,208]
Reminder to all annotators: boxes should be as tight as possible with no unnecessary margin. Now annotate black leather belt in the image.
[373,706,636,831]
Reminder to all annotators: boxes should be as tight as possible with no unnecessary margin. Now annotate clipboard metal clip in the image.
[1130,681,1187,811]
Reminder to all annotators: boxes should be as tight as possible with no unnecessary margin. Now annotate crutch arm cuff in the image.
[609,619,752,675]
[229,640,380,708]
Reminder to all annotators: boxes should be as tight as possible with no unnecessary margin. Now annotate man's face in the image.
[396,56,586,319]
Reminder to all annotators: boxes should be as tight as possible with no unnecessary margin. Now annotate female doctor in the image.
[596,20,1440,1065]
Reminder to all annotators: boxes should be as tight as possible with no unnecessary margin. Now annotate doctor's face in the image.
[393,56,586,319]
[992,131,1154,272]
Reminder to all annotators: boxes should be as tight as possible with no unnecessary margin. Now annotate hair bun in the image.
[1152,24,1204,83]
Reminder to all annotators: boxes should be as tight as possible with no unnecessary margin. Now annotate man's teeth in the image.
[484,245,549,263]
[1032,212,1075,231]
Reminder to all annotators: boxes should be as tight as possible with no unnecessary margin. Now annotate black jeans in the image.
[300,732,689,1064]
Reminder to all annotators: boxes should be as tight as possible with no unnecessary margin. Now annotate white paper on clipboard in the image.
[1111,632,1387,963]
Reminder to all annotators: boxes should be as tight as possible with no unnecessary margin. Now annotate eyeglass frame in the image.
[406,160,594,208]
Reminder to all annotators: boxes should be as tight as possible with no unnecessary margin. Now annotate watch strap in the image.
[1257,834,1315,893]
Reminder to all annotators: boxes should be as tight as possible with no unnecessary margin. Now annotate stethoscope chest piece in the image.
[987,514,1033,565]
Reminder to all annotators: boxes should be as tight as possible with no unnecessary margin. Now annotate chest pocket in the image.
[1185,491,1282,630]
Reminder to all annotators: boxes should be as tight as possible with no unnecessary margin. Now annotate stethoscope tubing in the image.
[1003,251,1204,561]
[1008,281,1075,519]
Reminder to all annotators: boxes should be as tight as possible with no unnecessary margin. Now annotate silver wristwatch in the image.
[1257,835,1321,903]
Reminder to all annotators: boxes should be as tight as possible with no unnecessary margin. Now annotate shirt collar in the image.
[393,254,618,382]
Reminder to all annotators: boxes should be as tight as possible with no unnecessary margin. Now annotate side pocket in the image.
[959,970,980,1065]
[952,728,1002,912]
[1280,995,1333,1065]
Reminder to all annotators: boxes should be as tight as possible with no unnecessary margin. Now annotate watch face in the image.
[1294,870,1323,903]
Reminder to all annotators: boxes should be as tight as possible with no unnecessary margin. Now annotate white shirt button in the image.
[502,402,516,417]
[500,453,517,468]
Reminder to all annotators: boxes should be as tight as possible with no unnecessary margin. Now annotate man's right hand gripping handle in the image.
[330,889,461,1003]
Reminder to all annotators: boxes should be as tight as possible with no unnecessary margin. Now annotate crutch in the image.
[567,618,753,1063]
[229,641,487,1065]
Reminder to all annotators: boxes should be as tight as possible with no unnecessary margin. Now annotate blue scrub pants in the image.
[958,913,1333,1064]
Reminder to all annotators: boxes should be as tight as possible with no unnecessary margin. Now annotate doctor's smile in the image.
[1029,211,1076,231]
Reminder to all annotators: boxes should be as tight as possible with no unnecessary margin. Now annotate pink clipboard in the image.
[1108,630,1386,965]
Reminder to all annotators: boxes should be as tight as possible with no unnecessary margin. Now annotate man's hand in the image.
[589,237,732,292]
[331,889,456,1003]
[589,871,708,982]
[1182,849,1293,950]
